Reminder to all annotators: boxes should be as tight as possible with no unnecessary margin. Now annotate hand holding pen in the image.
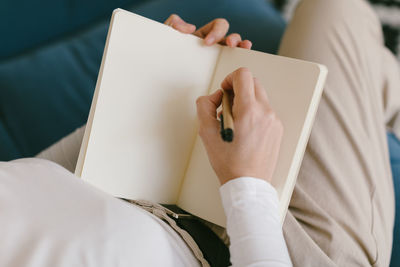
[196,68,284,185]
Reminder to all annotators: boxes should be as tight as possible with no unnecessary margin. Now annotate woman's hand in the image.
[196,68,284,185]
[164,14,252,49]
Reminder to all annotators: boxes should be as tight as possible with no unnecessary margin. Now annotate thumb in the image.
[196,90,223,135]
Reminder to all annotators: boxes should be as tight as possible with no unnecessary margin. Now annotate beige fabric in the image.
[36,126,85,173]
[37,0,400,265]
[279,0,400,266]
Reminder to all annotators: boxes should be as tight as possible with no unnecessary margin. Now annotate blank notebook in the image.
[76,8,328,227]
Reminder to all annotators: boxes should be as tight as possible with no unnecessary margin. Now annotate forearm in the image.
[220,177,292,267]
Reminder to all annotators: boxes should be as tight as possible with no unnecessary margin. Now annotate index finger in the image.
[221,68,256,105]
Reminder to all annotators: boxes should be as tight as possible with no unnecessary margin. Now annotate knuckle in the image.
[267,111,284,131]
[268,110,277,120]
[265,111,277,124]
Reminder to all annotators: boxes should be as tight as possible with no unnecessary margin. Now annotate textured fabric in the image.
[278,0,400,266]
[175,213,231,267]
[0,23,107,158]
[0,0,147,60]
[0,0,285,160]
[220,177,292,267]
[273,0,400,61]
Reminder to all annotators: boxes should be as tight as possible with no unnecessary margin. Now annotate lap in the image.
[280,0,399,266]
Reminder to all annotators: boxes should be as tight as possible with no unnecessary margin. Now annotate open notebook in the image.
[76,9,327,227]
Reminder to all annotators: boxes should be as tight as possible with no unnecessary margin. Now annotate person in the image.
[1,0,399,266]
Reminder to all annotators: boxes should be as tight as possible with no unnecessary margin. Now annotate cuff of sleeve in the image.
[219,177,279,216]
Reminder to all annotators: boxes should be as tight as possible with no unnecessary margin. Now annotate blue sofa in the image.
[0,0,398,265]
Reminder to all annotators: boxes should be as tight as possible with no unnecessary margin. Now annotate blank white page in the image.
[178,46,327,226]
[77,9,221,203]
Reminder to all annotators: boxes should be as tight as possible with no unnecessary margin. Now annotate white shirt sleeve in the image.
[220,177,292,267]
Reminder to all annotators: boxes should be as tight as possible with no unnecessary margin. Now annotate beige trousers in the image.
[279,0,400,266]
[37,0,400,265]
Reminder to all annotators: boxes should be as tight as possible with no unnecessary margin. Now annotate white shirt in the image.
[0,158,291,266]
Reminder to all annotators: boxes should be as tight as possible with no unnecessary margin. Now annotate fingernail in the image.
[205,36,215,45]
[187,24,196,32]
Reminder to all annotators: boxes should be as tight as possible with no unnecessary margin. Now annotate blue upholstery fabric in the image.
[0,25,107,158]
[0,0,147,60]
[0,0,285,160]
[388,133,400,267]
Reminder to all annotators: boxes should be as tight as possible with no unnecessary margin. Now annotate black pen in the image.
[220,90,234,142]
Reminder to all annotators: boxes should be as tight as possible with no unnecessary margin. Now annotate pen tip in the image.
[222,128,234,142]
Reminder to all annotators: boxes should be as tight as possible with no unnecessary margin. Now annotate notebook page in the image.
[178,46,326,226]
[77,9,221,204]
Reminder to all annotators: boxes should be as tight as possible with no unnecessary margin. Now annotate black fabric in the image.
[164,205,231,267]
[383,25,400,54]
